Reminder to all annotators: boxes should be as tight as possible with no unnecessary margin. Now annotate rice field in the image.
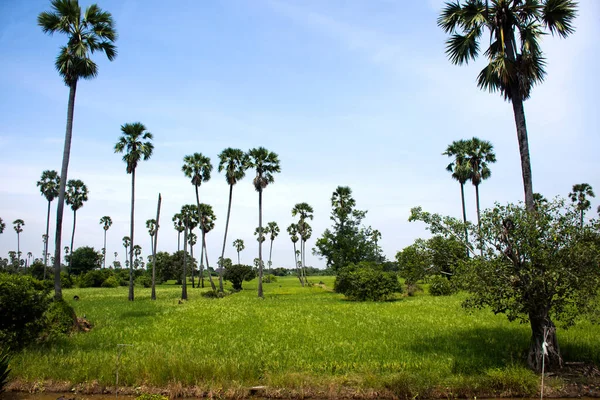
[9,276,600,397]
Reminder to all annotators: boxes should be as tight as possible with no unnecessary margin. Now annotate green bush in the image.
[60,271,74,288]
[136,275,152,288]
[44,299,76,338]
[78,269,112,288]
[223,264,256,291]
[101,276,119,288]
[264,274,278,283]
[334,262,402,301]
[0,273,51,350]
[429,275,455,296]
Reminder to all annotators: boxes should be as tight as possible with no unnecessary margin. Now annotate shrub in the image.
[202,290,228,299]
[136,275,152,288]
[334,262,402,301]
[223,264,256,291]
[78,269,111,288]
[0,273,51,350]
[61,271,74,289]
[406,283,423,297]
[429,275,455,296]
[44,299,76,338]
[101,276,119,288]
[264,274,277,283]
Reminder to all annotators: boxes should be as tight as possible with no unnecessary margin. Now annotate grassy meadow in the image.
[10,276,600,397]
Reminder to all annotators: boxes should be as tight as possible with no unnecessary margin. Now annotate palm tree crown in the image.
[466,137,496,187]
[246,147,281,191]
[37,170,61,202]
[65,179,88,211]
[218,148,248,185]
[233,239,245,253]
[146,219,157,237]
[115,123,154,173]
[197,204,216,233]
[13,219,24,234]
[569,183,595,213]
[182,153,212,187]
[287,223,299,243]
[0,218,5,234]
[38,0,117,86]
[443,140,472,185]
[100,216,112,231]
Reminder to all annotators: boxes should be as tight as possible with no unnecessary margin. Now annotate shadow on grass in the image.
[409,326,531,374]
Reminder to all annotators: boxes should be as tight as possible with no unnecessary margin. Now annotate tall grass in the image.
[10,276,599,396]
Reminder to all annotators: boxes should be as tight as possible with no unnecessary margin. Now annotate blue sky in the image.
[0,0,599,269]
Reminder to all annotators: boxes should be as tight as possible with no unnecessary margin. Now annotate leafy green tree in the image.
[569,183,595,227]
[409,197,600,372]
[223,264,256,291]
[218,148,249,291]
[99,216,112,268]
[197,203,217,291]
[12,219,24,267]
[466,137,496,236]
[69,246,101,275]
[334,262,401,301]
[395,239,430,284]
[115,122,154,301]
[39,0,117,300]
[443,139,472,248]
[246,147,281,298]
[172,212,185,251]
[265,221,279,269]
[233,238,245,265]
[65,179,88,274]
[37,170,60,271]
[438,0,577,211]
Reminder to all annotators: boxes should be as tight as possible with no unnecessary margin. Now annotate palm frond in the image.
[438,1,463,33]
[445,27,482,65]
[542,0,577,38]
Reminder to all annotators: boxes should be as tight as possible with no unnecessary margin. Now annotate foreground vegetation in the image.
[8,276,599,398]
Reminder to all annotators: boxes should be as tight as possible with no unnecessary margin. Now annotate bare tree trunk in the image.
[511,88,534,211]
[475,183,483,257]
[203,236,217,291]
[69,209,77,275]
[44,199,51,278]
[237,250,240,265]
[293,241,303,286]
[200,234,205,288]
[182,224,188,300]
[268,238,274,272]
[460,182,470,257]
[151,193,161,300]
[177,231,181,252]
[103,229,107,269]
[257,189,264,298]
[219,184,234,293]
[129,169,136,301]
[191,240,195,288]
[17,232,21,268]
[528,311,562,373]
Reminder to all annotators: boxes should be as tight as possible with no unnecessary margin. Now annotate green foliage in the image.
[429,275,455,296]
[136,395,168,400]
[0,349,9,394]
[77,269,110,288]
[0,273,51,350]
[334,262,401,301]
[69,246,101,275]
[28,261,46,280]
[101,276,119,288]
[44,299,76,338]
[136,275,152,288]
[153,251,196,284]
[263,274,277,283]
[395,239,430,284]
[223,264,256,290]
[60,271,74,289]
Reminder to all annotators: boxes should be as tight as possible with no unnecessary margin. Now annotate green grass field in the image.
[9,276,600,397]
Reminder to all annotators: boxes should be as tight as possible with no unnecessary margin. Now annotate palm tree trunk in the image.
[268,238,274,271]
[53,81,77,300]
[293,241,302,286]
[17,232,21,268]
[151,193,161,301]
[302,239,308,282]
[129,168,136,301]
[103,229,107,269]
[460,182,469,257]
[475,183,483,256]
[237,250,240,265]
[203,236,217,291]
[69,209,77,275]
[580,210,584,228]
[219,184,234,292]
[257,189,264,298]
[182,224,188,300]
[44,199,51,278]
[177,231,181,252]
[511,88,534,211]
[200,233,205,288]
[191,242,195,288]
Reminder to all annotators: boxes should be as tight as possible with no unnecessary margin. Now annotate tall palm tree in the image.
[265,221,280,270]
[146,219,157,280]
[99,216,112,268]
[188,232,198,288]
[233,239,244,265]
[13,219,24,267]
[332,186,355,230]
[443,139,472,249]
[292,202,314,280]
[27,252,33,268]
[247,147,281,298]
[465,137,496,234]
[65,179,88,274]
[287,223,302,285]
[569,183,595,227]
[197,203,217,291]
[371,229,382,254]
[37,170,60,271]
[180,204,199,298]
[150,192,162,300]
[39,0,117,300]
[217,148,248,292]
[172,213,185,251]
[438,0,577,212]
[122,236,130,268]
[115,122,154,301]
[133,245,142,268]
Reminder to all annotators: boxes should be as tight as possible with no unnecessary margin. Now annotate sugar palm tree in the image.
[438,0,577,212]
[0,218,5,235]
[217,148,248,292]
[122,236,130,268]
[65,179,88,274]
[39,0,117,300]
[371,229,382,254]
[233,238,244,265]
[115,122,154,301]
[188,232,198,288]
[180,204,198,298]
[287,223,302,285]
[466,137,496,234]
[37,170,60,270]
[197,203,217,291]
[13,219,24,267]
[265,221,280,270]
[27,252,33,268]
[172,213,185,251]
[99,216,112,268]
[292,202,314,280]
[133,245,142,268]
[332,186,355,230]
[569,183,595,227]
[146,219,157,290]
[247,147,281,298]
[443,139,472,249]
